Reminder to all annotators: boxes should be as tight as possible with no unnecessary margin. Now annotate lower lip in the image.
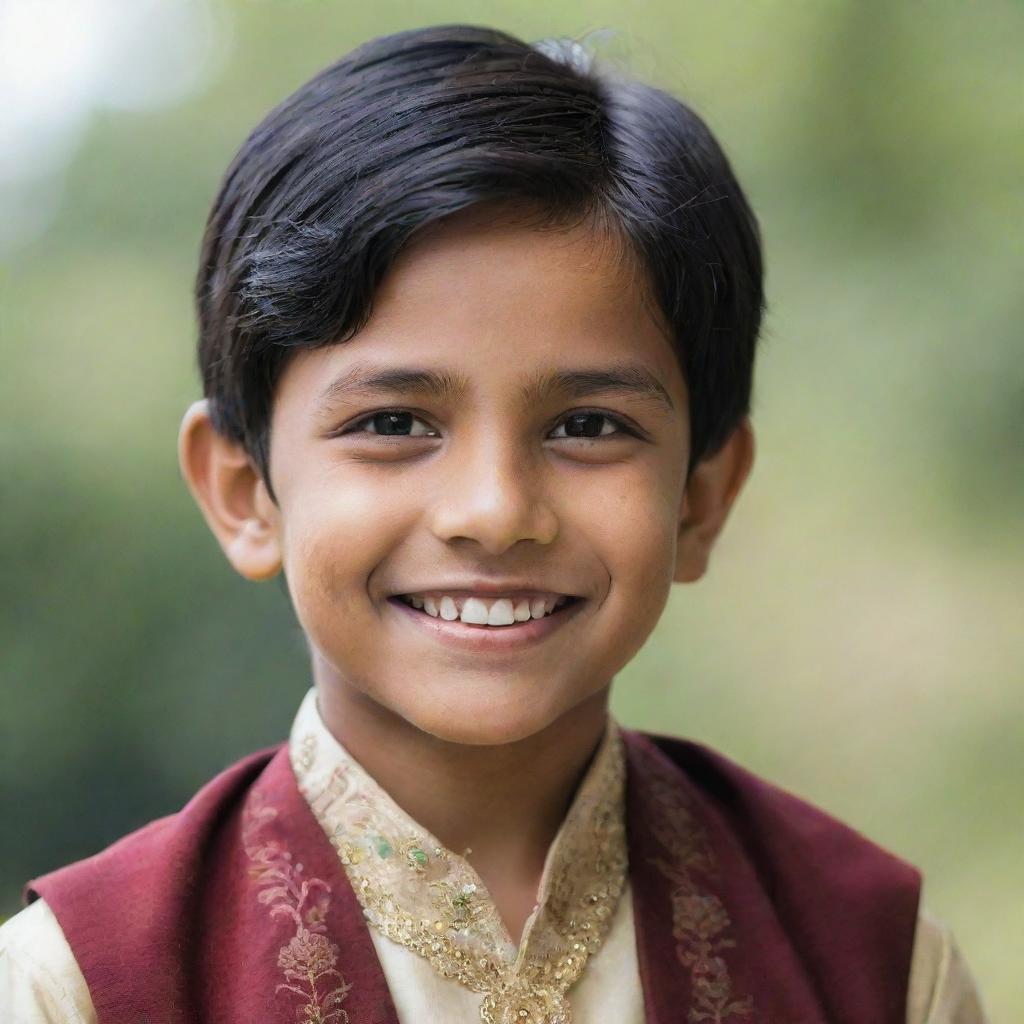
[386,596,586,653]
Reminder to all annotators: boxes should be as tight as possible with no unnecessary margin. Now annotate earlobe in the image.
[674,418,755,584]
[177,399,283,581]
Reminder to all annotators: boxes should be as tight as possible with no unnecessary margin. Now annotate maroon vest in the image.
[27,730,921,1023]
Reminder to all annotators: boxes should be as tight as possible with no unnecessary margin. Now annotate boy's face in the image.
[183,207,753,746]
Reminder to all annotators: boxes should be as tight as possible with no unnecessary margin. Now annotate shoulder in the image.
[24,745,287,968]
[628,729,921,887]
[625,726,922,1016]
[27,745,284,902]
[635,729,874,831]
[0,900,95,1024]
[11,746,288,1021]
[907,909,990,1024]
[626,731,989,1023]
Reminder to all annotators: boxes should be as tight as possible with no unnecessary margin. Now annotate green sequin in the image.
[408,847,428,866]
[376,837,392,858]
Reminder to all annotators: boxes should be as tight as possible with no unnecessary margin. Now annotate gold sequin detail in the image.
[292,722,627,1024]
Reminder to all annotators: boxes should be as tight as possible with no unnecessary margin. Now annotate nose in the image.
[428,432,559,555]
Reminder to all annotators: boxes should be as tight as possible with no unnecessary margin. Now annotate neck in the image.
[314,672,611,943]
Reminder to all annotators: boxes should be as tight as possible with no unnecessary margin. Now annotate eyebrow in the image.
[315,361,676,415]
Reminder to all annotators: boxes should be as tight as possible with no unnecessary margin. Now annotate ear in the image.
[177,399,283,581]
[674,417,755,584]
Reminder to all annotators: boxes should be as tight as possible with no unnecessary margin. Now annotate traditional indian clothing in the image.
[1,689,989,1023]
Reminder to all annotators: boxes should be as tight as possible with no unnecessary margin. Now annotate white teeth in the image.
[403,593,572,626]
[485,598,515,626]
[459,597,490,624]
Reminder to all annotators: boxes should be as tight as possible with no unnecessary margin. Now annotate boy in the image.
[0,24,988,1024]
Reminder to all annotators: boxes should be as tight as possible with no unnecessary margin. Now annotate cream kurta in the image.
[1,690,991,1023]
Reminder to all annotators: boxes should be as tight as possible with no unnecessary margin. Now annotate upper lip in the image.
[391,581,580,598]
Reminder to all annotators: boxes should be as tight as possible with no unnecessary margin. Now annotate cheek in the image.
[279,477,411,625]
[547,468,678,689]
[583,464,680,591]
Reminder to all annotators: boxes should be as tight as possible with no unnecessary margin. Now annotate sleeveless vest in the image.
[27,730,921,1023]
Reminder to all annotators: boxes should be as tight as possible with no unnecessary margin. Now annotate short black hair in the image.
[196,24,764,504]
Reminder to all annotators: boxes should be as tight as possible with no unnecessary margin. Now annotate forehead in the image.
[274,206,686,415]
[379,204,667,343]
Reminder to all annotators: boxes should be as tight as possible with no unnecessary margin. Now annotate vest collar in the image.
[289,688,628,1021]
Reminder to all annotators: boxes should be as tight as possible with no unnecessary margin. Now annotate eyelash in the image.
[339,408,641,441]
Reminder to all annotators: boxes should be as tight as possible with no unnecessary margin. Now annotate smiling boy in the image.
[1,24,989,1024]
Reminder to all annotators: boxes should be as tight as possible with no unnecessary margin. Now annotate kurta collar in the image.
[289,688,628,1023]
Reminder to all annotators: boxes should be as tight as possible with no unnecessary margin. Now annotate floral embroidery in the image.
[243,792,353,1023]
[290,705,628,1024]
[644,761,754,1023]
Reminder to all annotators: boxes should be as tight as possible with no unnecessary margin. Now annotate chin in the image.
[397,685,580,747]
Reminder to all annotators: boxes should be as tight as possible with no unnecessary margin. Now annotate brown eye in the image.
[550,412,633,440]
[347,411,438,437]
[339,408,638,442]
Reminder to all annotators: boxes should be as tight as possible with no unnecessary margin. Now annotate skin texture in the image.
[179,206,755,941]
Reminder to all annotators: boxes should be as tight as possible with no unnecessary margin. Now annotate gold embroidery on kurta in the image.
[243,792,353,1023]
[644,760,754,1023]
[293,726,628,1024]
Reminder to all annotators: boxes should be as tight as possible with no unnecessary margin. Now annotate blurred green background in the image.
[1,0,1021,1017]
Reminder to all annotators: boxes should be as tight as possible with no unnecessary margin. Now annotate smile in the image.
[396,592,571,626]
[387,594,585,652]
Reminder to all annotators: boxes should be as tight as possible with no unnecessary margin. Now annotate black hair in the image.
[195,24,764,504]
